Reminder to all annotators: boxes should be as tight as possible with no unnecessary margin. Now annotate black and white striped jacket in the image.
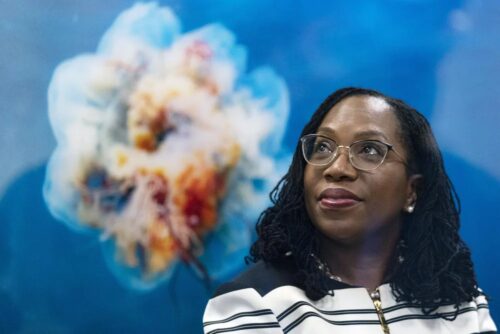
[203,260,497,334]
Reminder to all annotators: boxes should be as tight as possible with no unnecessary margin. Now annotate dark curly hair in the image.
[247,87,480,319]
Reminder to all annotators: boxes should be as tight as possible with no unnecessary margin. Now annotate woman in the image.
[203,87,497,333]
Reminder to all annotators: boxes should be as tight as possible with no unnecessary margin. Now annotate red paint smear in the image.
[186,40,213,60]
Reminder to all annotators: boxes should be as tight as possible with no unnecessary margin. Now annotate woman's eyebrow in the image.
[353,130,389,141]
[316,127,389,141]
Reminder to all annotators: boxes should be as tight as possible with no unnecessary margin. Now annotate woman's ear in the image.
[405,174,422,213]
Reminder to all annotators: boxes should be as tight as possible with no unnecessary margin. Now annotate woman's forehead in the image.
[318,95,401,141]
[330,95,392,116]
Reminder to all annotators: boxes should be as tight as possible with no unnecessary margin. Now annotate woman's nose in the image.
[322,146,358,181]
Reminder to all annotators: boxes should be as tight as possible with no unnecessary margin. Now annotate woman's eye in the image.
[358,143,383,156]
[314,142,333,153]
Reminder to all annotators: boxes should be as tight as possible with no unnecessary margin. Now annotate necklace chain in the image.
[310,253,343,282]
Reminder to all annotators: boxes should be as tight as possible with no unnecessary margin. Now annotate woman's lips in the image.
[320,197,360,209]
[318,188,362,209]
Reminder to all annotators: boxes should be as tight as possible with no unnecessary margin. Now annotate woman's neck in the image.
[319,232,400,292]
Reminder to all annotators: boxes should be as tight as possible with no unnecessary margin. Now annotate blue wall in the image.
[1,1,499,332]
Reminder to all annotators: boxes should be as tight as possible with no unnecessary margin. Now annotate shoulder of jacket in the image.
[212,260,300,298]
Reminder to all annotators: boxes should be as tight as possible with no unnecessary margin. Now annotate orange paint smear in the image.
[148,219,176,273]
[134,132,156,151]
[175,164,227,235]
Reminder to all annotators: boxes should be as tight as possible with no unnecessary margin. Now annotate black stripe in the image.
[203,309,275,326]
[205,322,281,334]
[383,302,423,312]
[387,306,486,324]
[278,299,490,322]
[278,300,424,321]
[277,301,374,321]
[283,311,381,333]
[282,304,490,332]
[469,331,497,334]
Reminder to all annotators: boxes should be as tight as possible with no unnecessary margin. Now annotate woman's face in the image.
[304,95,419,246]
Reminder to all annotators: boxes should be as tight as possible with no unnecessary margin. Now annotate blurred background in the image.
[1,0,499,333]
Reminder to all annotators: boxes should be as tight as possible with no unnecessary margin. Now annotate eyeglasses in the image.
[300,134,405,171]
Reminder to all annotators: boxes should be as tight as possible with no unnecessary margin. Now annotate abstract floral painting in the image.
[43,3,290,289]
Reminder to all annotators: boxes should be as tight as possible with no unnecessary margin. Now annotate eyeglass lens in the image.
[302,135,389,170]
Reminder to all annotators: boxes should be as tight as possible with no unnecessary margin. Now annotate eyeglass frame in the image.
[300,133,407,171]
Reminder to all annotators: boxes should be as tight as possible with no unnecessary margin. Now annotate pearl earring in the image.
[407,205,415,213]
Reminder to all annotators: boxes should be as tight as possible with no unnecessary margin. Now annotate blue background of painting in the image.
[1,1,499,333]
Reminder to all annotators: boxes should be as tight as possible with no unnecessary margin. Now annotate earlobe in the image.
[405,174,422,213]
